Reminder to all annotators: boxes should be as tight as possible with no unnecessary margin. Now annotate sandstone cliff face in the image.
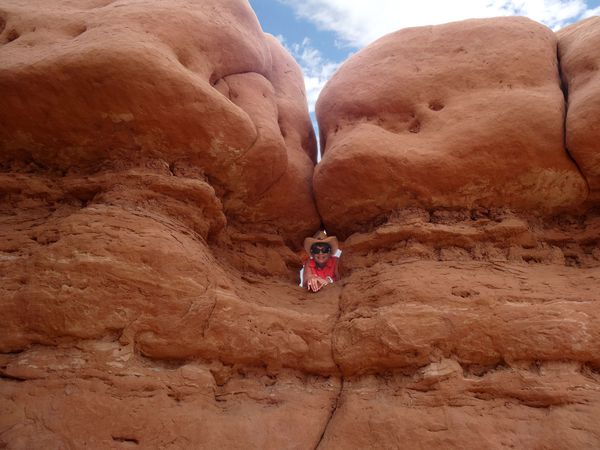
[308,16,600,449]
[0,0,319,242]
[2,3,600,450]
[315,17,589,238]
[2,209,600,449]
[0,1,326,446]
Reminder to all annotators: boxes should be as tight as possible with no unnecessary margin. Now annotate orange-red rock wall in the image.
[315,17,599,238]
[1,3,600,449]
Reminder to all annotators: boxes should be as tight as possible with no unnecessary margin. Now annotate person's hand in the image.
[307,277,328,292]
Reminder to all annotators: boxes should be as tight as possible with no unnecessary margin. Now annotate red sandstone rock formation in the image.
[558,16,600,204]
[0,0,319,242]
[315,17,589,238]
[318,208,600,448]
[0,1,326,446]
[308,16,600,448]
[1,3,600,449]
[2,207,600,448]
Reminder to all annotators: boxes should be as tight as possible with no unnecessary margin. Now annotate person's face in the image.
[311,245,331,266]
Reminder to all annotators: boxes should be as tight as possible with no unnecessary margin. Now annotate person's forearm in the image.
[303,263,314,280]
[303,263,315,286]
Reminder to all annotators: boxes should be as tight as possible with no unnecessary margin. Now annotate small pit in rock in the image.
[87,0,116,8]
[112,436,139,446]
[70,24,87,38]
[5,28,19,43]
[277,116,287,138]
[176,50,192,69]
[428,101,444,111]
[408,119,421,133]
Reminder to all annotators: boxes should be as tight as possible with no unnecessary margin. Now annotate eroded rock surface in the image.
[0,0,319,242]
[315,17,588,238]
[2,6,600,450]
[559,16,600,203]
[319,208,600,448]
[2,207,600,449]
[0,0,328,446]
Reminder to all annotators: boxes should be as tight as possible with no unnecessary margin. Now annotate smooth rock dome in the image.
[315,17,589,237]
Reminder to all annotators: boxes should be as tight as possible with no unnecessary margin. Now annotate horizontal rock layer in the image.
[2,205,600,448]
[2,5,600,449]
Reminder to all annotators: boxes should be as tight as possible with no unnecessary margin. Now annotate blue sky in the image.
[249,0,600,118]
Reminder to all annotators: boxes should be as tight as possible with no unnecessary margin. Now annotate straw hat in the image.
[303,230,339,255]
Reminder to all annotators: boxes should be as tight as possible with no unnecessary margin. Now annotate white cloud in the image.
[280,0,595,48]
[275,35,340,112]
[582,5,600,17]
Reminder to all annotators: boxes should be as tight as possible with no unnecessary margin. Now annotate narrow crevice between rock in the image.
[313,284,346,449]
[557,41,590,194]
[200,287,218,338]
[314,378,343,450]
[330,285,344,376]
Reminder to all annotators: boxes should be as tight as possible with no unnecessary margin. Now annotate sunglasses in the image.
[311,246,331,255]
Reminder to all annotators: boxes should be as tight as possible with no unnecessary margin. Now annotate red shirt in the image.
[308,257,338,280]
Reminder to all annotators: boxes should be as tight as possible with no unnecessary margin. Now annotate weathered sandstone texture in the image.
[0,0,319,242]
[321,208,600,449]
[2,209,600,449]
[315,17,590,238]
[0,0,327,446]
[2,5,600,450]
[558,16,600,203]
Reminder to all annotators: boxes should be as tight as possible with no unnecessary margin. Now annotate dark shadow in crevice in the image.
[0,372,27,382]
[557,42,589,194]
[5,28,19,43]
[112,436,139,446]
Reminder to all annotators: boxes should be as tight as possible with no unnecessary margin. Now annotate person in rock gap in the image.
[301,230,341,292]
